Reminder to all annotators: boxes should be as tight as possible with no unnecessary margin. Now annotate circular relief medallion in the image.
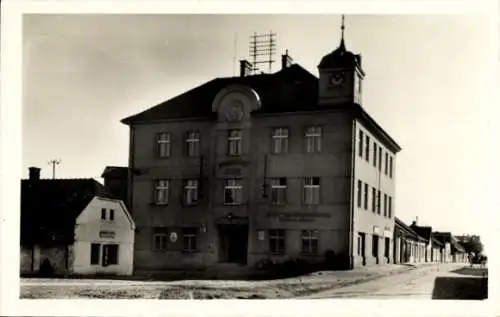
[225,100,244,122]
[169,232,178,242]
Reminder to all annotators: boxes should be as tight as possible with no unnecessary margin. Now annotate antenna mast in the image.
[48,158,61,179]
[249,31,276,74]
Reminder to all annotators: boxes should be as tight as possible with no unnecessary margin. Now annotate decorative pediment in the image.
[212,85,262,123]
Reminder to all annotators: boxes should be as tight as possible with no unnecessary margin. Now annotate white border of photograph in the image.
[1,0,499,316]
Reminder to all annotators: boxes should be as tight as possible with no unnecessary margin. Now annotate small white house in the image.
[73,196,135,275]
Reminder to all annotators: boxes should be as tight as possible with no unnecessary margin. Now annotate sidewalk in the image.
[21,262,440,299]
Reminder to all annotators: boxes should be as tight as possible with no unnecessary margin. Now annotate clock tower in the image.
[318,15,365,106]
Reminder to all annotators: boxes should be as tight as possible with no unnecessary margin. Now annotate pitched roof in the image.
[395,217,426,242]
[101,166,129,179]
[121,64,401,153]
[21,178,106,246]
[410,225,433,242]
[431,236,444,247]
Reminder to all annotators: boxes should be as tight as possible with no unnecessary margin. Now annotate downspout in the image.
[348,116,356,269]
[127,125,136,274]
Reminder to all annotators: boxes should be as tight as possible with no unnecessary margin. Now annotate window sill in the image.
[150,203,169,207]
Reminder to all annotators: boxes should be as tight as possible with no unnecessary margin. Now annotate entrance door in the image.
[218,225,248,264]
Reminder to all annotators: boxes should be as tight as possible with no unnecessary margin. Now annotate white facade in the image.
[73,196,135,275]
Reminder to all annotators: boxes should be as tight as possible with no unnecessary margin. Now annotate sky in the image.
[22,14,493,237]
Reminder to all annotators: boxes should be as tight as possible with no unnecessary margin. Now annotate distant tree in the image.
[461,238,484,255]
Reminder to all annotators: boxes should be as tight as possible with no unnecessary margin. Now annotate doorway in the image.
[218,225,248,264]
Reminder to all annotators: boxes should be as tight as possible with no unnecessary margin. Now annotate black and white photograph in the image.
[0,0,498,316]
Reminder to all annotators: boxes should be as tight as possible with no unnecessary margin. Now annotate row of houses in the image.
[20,22,468,277]
[393,217,468,265]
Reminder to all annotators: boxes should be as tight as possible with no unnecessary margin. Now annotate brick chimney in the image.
[29,167,41,180]
[281,49,293,70]
[239,60,252,77]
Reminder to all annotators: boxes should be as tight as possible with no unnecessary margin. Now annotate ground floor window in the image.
[269,229,285,255]
[358,233,365,256]
[384,237,390,258]
[182,228,198,252]
[90,243,100,265]
[153,227,168,251]
[372,235,379,257]
[301,230,318,254]
[102,244,119,266]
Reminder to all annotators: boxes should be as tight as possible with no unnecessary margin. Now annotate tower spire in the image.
[340,14,346,49]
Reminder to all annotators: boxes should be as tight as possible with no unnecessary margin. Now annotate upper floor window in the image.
[101,208,114,221]
[373,143,378,167]
[357,180,362,208]
[184,180,199,205]
[182,228,198,252]
[377,190,381,214]
[269,229,285,255]
[389,157,394,178]
[372,187,376,213]
[270,178,287,205]
[358,130,364,157]
[227,130,242,156]
[185,131,200,157]
[156,132,171,158]
[383,194,388,217]
[378,147,382,171]
[364,183,369,210]
[101,208,106,220]
[384,152,389,175]
[109,209,115,221]
[305,126,322,153]
[301,230,319,254]
[303,177,320,205]
[272,128,289,154]
[154,179,169,205]
[388,196,393,218]
[224,179,243,205]
[365,135,370,161]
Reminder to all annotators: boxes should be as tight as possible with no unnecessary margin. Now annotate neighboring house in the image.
[20,167,135,276]
[120,23,401,275]
[101,166,130,209]
[393,217,427,264]
[430,236,444,262]
[432,232,453,263]
[410,221,442,263]
[450,237,467,263]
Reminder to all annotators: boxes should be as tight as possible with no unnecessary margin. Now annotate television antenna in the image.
[249,31,276,74]
[48,158,61,179]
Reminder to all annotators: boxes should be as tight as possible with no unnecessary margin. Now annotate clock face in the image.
[329,73,345,86]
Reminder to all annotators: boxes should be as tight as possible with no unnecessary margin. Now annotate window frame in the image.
[269,229,286,255]
[365,135,370,161]
[90,243,100,265]
[270,177,288,205]
[301,230,319,254]
[182,228,198,252]
[305,126,322,154]
[227,129,242,156]
[224,179,243,205]
[363,183,369,210]
[154,179,170,205]
[183,179,199,205]
[358,130,364,157]
[156,132,171,158]
[373,143,378,167]
[185,130,201,157]
[303,177,320,205]
[271,127,289,154]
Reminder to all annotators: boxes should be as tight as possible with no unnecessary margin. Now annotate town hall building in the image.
[121,21,401,275]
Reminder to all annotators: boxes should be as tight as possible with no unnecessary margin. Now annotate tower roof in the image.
[318,15,363,72]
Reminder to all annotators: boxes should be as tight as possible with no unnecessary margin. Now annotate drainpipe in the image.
[348,116,356,269]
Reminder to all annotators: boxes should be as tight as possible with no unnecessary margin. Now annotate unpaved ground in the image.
[21,263,437,299]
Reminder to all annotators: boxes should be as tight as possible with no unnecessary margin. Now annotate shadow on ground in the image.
[451,267,488,277]
[432,276,487,300]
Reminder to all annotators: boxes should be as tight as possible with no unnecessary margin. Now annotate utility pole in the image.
[48,159,61,179]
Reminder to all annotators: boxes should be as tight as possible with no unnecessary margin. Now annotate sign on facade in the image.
[99,230,115,239]
[373,226,380,235]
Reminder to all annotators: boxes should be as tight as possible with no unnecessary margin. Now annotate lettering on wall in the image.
[99,230,115,239]
[224,167,242,176]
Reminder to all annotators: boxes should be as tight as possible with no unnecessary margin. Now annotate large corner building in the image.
[121,25,401,274]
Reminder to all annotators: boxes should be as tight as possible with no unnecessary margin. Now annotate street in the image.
[300,263,487,299]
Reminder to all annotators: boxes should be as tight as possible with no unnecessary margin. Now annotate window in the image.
[365,135,370,161]
[358,130,364,157]
[388,196,392,218]
[305,126,322,153]
[358,233,365,256]
[377,190,381,214]
[227,130,242,156]
[272,128,289,154]
[373,143,377,167]
[185,131,200,157]
[384,237,390,258]
[184,180,199,205]
[303,177,320,205]
[153,228,168,251]
[102,244,119,266]
[271,178,287,205]
[109,209,114,221]
[383,194,388,217]
[372,187,376,212]
[101,208,106,220]
[357,180,362,208]
[301,230,319,254]
[364,183,369,210]
[385,152,389,175]
[389,157,394,178]
[269,229,285,255]
[182,228,197,252]
[156,132,171,158]
[154,180,169,205]
[372,235,379,257]
[90,243,100,265]
[224,179,243,205]
[378,148,382,171]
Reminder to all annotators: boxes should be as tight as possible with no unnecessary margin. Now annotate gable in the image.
[76,196,135,230]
